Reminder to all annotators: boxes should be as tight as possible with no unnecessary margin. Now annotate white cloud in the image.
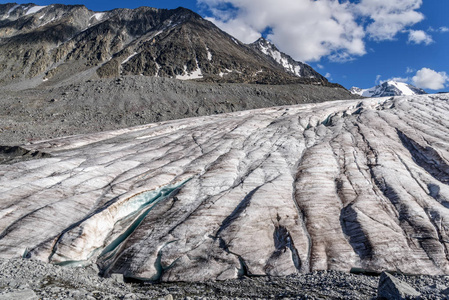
[375,75,382,85]
[374,68,449,90]
[199,0,366,62]
[205,17,261,43]
[383,77,410,83]
[356,0,424,40]
[199,0,425,62]
[408,30,433,45]
[317,64,324,69]
[428,26,449,33]
[325,72,332,79]
[406,67,415,74]
[412,68,449,90]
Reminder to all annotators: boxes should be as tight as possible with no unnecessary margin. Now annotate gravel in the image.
[2,258,449,299]
[0,76,360,146]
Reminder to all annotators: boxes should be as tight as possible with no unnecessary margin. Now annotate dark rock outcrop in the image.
[377,272,421,299]
[0,145,50,164]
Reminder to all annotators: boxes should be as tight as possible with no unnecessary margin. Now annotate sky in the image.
[2,0,448,93]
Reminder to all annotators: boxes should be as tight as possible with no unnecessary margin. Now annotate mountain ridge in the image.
[0,3,335,88]
[350,80,426,98]
[250,37,326,80]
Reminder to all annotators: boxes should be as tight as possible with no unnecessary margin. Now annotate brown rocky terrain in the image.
[0,3,336,88]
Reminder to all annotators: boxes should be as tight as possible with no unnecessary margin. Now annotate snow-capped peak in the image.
[249,37,326,81]
[350,81,426,98]
[252,37,302,77]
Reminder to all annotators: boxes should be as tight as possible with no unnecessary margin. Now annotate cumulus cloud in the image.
[376,68,449,90]
[205,17,261,43]
[412,68,448,90]
[198,0,425,62]
[408,30,433,45]
[356,0,424,40]
[199,0,365,62]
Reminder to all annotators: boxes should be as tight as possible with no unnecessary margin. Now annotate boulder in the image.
[0,289,38,300]
[377,272,420,299]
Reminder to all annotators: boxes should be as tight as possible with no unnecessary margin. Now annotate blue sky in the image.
[3,0,448,92]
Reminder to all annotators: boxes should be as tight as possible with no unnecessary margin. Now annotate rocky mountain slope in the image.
[0,3,333,88]
[250,37,326,80]
[350,80,426,97]
[1,94,449,282]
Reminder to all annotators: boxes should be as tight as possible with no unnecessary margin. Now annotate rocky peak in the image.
[253,37,276,52]
[249,37,327,81]
[0,2,335,88]
[350,80,427,98]
[349,86,362,94]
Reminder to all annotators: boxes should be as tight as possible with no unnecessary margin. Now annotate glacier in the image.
[1,94,449,281]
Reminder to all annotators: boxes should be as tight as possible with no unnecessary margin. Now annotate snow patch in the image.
[294,65,301,75]
[155,62,161,77]
[153,30,164,38]
[176,60,203,80]
[219,68,233,78]
[253,70,263,77]
[122,52,138,65]
[206,47,212,61]
[2,4,20,19]
[271,50,283,64]
[26,6,46,15]
[91,13,106,21]
[39,17,56,27]
[8,4,20,15]
[259,43,269,55]
[177,68,203,80]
